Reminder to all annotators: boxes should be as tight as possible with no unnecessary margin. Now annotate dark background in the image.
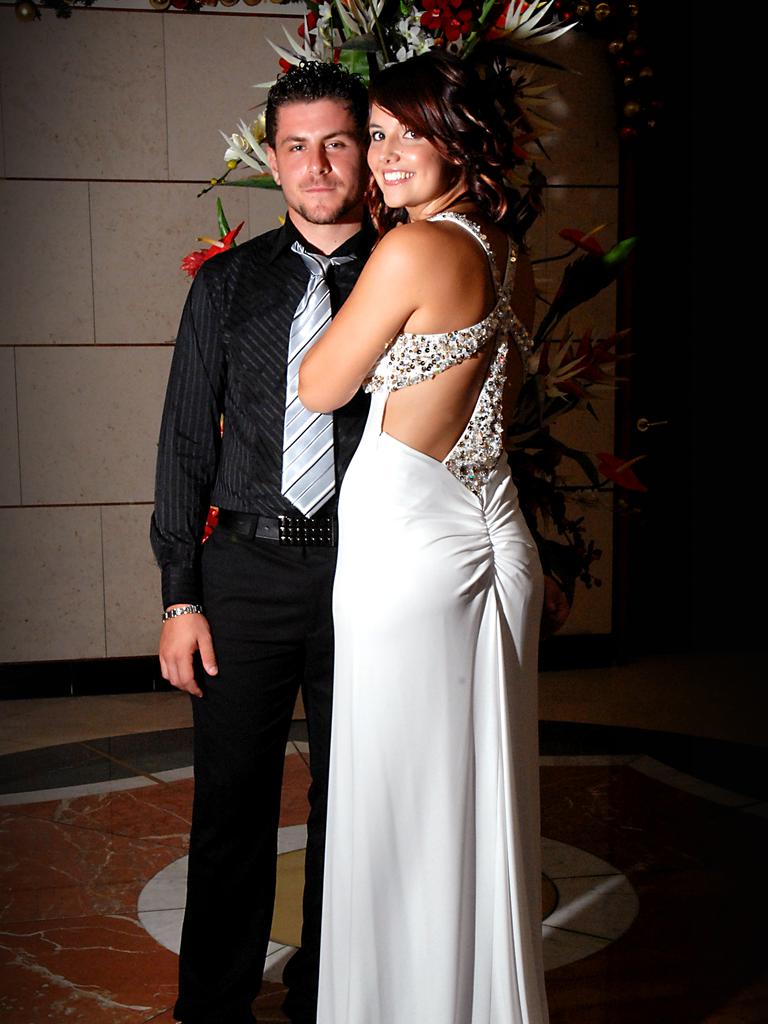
[616,1,761,658]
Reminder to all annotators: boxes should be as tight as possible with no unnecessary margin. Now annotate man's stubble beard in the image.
[292,188,365,227]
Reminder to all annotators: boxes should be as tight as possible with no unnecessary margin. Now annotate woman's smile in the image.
[381,170,416,185]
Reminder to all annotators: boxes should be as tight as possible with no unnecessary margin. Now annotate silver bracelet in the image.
[162,604,203,622]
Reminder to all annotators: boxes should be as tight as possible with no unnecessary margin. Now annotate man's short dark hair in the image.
[265,60,369,148]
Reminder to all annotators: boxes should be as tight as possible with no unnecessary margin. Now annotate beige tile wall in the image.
[16,346,172,505]
[0,12,168,180]
[0,7,618,663]
[102,504,164,657]
[542,31,619,187]
[90,181,252,345]
[0,507,105,662]
[0,349,21,506]
[0,180,94,345]
[0,93,5,177]
[164,14,297,181]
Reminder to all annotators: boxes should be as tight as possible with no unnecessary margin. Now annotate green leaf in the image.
[602,237,637,266]
[564,450,602,488]
[215,197,230,238]
[338,48,373,79]
[549,438,602,487]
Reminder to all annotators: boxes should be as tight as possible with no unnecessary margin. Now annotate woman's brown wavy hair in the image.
[366,49,519,237]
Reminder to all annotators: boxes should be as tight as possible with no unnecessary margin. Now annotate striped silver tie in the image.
[281,242,354,517]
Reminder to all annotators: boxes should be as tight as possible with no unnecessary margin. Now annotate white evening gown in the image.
[317,213,548,1024]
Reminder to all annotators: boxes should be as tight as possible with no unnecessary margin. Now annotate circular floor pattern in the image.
[138,829,639,974]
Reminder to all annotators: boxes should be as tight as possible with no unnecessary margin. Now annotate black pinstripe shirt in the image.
[150,215,376,608]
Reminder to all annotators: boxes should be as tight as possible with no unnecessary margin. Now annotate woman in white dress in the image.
[299,50,548,1024]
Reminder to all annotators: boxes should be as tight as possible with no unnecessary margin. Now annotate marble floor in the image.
[1,661,767,1023]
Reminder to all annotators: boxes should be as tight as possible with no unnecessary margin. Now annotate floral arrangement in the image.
[182,0,644,603]
[21,0,662,139]
[508,226,641,601]
[204,0,575,200]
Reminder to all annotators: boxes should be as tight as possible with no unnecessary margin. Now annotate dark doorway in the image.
[615,3,761,657]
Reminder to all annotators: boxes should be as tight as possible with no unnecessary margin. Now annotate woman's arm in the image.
[299,225,432,412]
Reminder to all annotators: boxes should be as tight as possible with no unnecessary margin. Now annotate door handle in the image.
[636,417,669,433]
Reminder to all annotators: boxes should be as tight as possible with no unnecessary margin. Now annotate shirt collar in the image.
[267,211,377,265]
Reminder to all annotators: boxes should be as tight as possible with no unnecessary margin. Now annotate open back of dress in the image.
[317,213,549,1024]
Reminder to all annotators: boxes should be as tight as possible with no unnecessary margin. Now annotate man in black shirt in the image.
[151,62,374,1024]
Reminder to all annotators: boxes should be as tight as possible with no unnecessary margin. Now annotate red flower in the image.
[297,10,318,37]
[494,1,530,30]
[181,221,244,278]
[201,414,225,541]
[596,452,647,492]
[420,0,474,41]
[558,228,605,256]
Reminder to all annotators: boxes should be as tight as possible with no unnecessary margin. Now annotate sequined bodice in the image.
[364,212,533,496]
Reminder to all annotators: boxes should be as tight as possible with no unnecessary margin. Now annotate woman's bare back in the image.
[380,214,531,461]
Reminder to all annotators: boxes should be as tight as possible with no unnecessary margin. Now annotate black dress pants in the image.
[173,522,337,1024]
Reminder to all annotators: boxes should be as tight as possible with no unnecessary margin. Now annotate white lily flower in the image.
[219,129,269,172]
[393,12,435,62]
[236,118,270,167]
[316,2,336,47]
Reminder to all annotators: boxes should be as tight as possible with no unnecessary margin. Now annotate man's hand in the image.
[541,576,571,638]
[159,609,218,698]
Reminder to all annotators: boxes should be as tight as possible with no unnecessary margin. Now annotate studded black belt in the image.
[217,509,337,547]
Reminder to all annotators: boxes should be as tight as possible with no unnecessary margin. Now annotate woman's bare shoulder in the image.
[363,223,460,292]
[374,220,451,255]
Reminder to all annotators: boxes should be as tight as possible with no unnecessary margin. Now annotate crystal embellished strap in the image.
[428,211,500,289]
